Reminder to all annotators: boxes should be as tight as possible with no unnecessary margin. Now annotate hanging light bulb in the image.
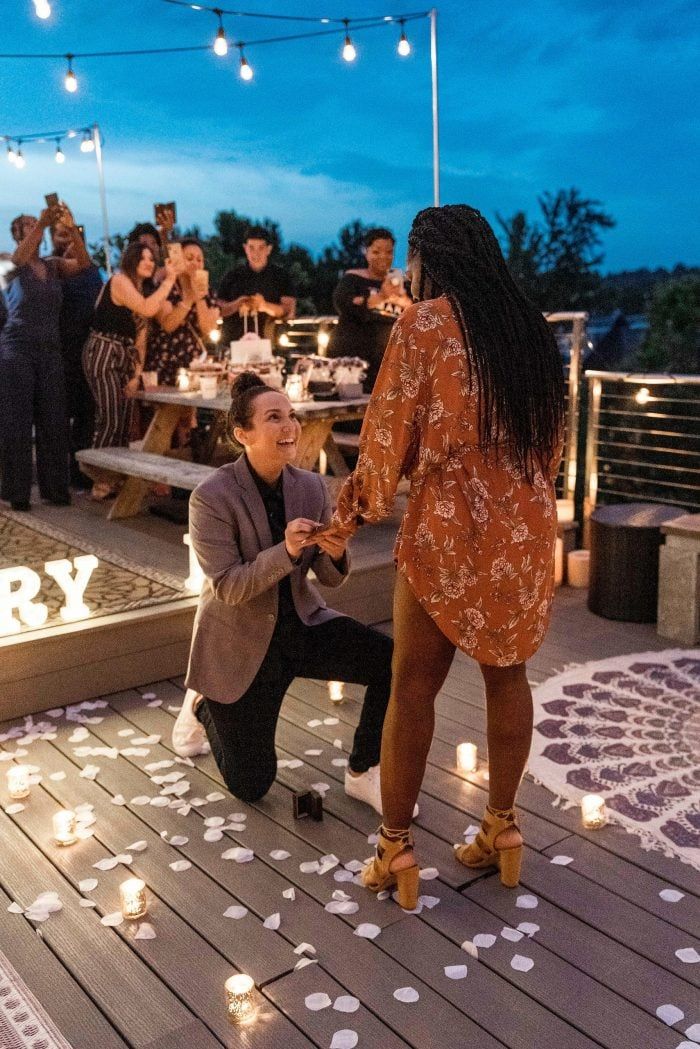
[64,55,78,93]
[342,21,356,62]
[238,47,253,81]
[55,141,65,164]
[397,20,411,56]
[34,0,52,19]
[80,131,95,153]
[15,148,26,169]
[7,143,17,165]
[213,11,228,56]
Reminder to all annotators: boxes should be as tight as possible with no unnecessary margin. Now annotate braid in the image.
[408,205,565,482]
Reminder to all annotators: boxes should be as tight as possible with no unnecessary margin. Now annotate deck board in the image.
[1,588,697,1049]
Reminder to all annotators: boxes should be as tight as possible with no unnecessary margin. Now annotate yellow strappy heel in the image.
[362,826,420,910]
[455,805,523,887]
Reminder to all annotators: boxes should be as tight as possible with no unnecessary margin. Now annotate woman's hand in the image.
[163,257,183,282]
[285,518,321,560]
[314,531,347,561]
[123,375,140,398]
[39,205,62,229]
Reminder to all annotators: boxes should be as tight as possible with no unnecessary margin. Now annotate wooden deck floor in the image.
[1,588,698,1049]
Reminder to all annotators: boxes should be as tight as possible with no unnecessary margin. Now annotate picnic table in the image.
[78,387,369,520]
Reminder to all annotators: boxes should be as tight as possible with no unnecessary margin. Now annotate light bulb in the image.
[635,387,650,405]
[398,32,411,56]
[239,53,253,81]
[7,145,16,164]
[214,26,228,56]
[55,145,65,163]
[35,0,51,19]
[342,35,356,62]
[15,150,26,169]
[80,134,95,153]
[65,69,78,93]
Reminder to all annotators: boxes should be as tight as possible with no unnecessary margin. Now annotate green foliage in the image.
[637,276,700,373]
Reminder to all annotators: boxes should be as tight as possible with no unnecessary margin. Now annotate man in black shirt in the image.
[217,226,296,345]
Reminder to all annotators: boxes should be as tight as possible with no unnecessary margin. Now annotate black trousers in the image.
[197,614,393,803]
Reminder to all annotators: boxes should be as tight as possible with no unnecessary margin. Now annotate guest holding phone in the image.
[172,372,398,814]
[0,203,91,511]
[81,242,181,499]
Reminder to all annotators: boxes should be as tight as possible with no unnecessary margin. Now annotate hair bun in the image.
[231,371,268,396]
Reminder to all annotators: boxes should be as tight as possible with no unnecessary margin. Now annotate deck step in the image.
[76,448,216,490]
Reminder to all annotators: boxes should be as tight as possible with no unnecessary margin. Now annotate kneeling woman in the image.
[173,372,393,810]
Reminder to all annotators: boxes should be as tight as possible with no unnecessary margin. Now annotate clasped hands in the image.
[284,518,348,561]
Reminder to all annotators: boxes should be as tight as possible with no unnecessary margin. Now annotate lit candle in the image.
[53,809,77,845]
[7,765,30,799]
[224,973,255,1023]
[177,368,190,391]
[556,499,575,523]
[567,549,590,589]
[554,537,564,587]
[119,878,148,920]
[456,742,478,773]
[581,794,607,829]
[328,681,345,704]
[285,374,304,401]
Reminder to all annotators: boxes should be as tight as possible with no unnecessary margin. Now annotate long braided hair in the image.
[408,205,564,481]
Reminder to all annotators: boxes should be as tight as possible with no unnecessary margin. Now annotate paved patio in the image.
[1,588,698,1048]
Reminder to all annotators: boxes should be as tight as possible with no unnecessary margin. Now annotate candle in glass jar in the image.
[328,680,345,703]
[285,374,304,401]
[53,809,77,845]
[224,973,255,1023]
[119,878,148,920]
[6,765,30,799]
[177,368,190,391]
[581,794,607,829]
[456,742,478,773]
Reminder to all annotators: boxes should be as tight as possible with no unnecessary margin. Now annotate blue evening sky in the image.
[1,0,698,271]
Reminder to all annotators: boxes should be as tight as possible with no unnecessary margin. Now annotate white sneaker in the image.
[172,689,210,757]
[344,765,419,818]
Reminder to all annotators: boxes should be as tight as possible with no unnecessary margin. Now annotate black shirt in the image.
[327,272,400,392]
[90,277,136,340]
[218,262,295,344]
[245,457,298,622]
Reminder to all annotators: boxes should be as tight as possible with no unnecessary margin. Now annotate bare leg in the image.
[381,571,455,870]
[479,662,532,849]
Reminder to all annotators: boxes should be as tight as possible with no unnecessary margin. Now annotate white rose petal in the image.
[333,996,360,1013]
[222,847,254,863]
[169,860,192,872]
[419,867,439,880]
[444,965,468,980]
[294,957,318,971]
[305,749,323,756]
[49,771,66,781]
[354,923,381,939]
[4,803,25,815]
[93,857,119,871]
[325,900,359,915]
[550,855,574,866]
[224,905,248,920]
[79,899,97,908]
[656,1004,684,1026]
[204,829,223,842]
[330,1031,358,1049]
[659,889,685,903]
[111,795,126,806]
[282,888,296,900]
[134,922,156,939]
[270,850,291,861]
[517,923,540,937]
[78,879,98,892]
[305,992,332,1011]
[294,942,316,956]
[501,927,524,942]
[685,1023,700,1041]
[126,841,148,852]
[461,940,479,959]
[516,894,538,909]
[393,987,419,1003]
[510,954,534,972]
[7,902,23,914]
[675,948,700,964]
[263,912,281,930]
[101,912,124,927]
[206,792,225,802]
[472,933,496,949]
[130,796,151,806]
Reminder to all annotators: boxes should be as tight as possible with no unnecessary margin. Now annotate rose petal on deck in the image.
[510,954,534,972]
[472,933,496,949]
[204,829,223,842]
[294,942,316,956]
[101,912,124,927]
[169,860,192,872]
[330,1030,358,1049]
[305,749,323,756]
[305,992,331,1011]
[79,879,98,893]
[222,847,254,863]
[444,965,468,980]
[111,794,126,806]
[263,912,281,930]
[517,922,540,937]
[270,850,291,861]
[656,1004,684,1026]
[134,922,156,939]
[393,987,419,1003]
[550,855,574,866]
[659,889,685,903]
[126,841,148,852]
[204,816,225,827]
[419,867,439,880]
[130,796,151,806]
[333,996,359,1013]
[685,1024,700,1041]
[282,887,296,900]
[516,894,538,909]
[224,905,248,919]
[675,947,700,964]
[93,857,119,871]
[325,900,359,915]
[49,771,66,781]
[354,923,381,939]
[4,803,25,815]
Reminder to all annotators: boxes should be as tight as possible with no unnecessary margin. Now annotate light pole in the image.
[429,7,440,206]
[92,123,111,275]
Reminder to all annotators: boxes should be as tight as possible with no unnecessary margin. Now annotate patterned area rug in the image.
[531,649,700,870]
[0,511,187,635]
[0,950,73,1049]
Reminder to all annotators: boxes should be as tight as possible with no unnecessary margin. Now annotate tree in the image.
[313,220,371,313]
[495,210,543,303]
[637,276,700,373]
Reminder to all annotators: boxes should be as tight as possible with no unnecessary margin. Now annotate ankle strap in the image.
[380,825,413,846]
[486,805,517,824]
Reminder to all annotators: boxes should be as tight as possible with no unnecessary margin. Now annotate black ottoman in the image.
[588,502,681,622]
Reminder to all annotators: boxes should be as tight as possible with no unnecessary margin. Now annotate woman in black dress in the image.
[327,227,411,392]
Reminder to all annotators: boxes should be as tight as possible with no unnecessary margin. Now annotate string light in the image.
[34,0,52,19]
[6,143,17,164]
[15,147,26,169]
[397,19,411,56]
[341,20,356,62]
[64,54,78,92]
[55,139,65,163]
[238,46,253,81]
[213,9,228,55]
[80,130,95,152]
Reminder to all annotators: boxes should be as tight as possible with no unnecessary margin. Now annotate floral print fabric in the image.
[334,295,562,666]
[146,285,215,386]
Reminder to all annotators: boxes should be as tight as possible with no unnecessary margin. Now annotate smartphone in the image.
[193,268,209,295]
[168,242,183,265]
[45,193,59,208]
[154,201,176,226]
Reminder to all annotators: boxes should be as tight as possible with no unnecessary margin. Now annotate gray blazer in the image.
[185,455,349,703]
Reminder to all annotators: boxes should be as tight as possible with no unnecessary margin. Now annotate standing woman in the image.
[327,228,411,392]
[147,238,219,386]
[82,243,179,499]
[330,205,565,908]
[0,205,91,511]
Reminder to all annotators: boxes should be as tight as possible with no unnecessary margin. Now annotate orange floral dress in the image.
[334,295,563,666]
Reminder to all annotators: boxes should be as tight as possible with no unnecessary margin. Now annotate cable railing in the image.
[583,371,700,520]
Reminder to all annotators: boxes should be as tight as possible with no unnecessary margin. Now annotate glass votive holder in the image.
[224,973,255,1024]
[177,367,190,391]
[328,681,345,704]
[456,742,478,773]
[119,878,148,920]
[53,809,77,845]
[285,375,304,402]
[581,794,607,829]
[7,765,31,799]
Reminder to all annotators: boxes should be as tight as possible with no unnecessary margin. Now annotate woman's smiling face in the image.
[233,391,301,470]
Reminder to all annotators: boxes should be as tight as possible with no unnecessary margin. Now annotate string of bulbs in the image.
[10,5,426,92]
[3,125,98,169]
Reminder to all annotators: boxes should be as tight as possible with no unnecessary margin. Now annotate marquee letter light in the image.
[183,534,205,593]
[44,555,99,621]
[0,566,48,636]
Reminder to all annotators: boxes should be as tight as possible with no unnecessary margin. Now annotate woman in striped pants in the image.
[82,243,179,499]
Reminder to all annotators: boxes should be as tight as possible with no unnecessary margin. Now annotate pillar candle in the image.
[456,742,478,773]
[53,810,77,845]
[581,794,607,829]
[567,549,590,589]
[119,878,148,920]
[224,974,255,1023]
[6,765,30,799]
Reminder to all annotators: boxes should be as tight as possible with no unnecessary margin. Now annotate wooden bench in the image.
[658,512,700,643]
[76,449,216,519]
